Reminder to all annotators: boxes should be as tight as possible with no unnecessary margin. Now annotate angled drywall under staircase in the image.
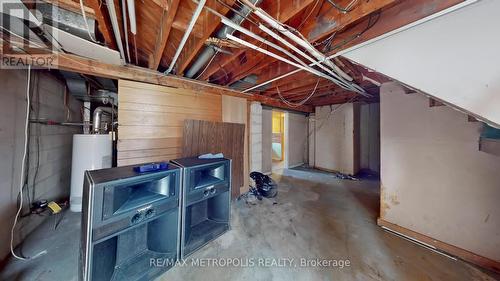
[343,0,500,127]
[379,81,500,265]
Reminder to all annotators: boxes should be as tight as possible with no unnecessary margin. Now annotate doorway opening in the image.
[272,110,286,171]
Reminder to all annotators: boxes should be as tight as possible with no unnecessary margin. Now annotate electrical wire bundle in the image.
[202,0,378,104]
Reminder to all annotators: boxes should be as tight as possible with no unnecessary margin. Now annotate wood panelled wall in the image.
[117,80,222,166]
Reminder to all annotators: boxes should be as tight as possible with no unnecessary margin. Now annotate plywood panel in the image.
[182,120,245,199]
[118,80,222,165]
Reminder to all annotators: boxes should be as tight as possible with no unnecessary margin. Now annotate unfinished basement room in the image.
[1,0,499,280]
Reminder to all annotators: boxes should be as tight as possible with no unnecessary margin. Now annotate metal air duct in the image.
[184,0,261,78]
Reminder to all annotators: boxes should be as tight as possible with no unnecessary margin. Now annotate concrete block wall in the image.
[249,102,262,173]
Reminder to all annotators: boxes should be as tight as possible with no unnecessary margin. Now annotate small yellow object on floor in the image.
[48,201,62,214]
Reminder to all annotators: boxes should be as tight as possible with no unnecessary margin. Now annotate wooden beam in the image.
[216,0,398,87]
[251,94,313,113]
[85,0,116,50]
[243,0,463,103]
[429,98,445,107]
[2,53,249,97]
[269,83,338,99]
[225,53,268,85]
[149,0,180,70]
[248,61,297,88]
[324,0,464,57]
[303,0,397,43]
[199,0,316,81]
[151,0,169,9]
[0,52,311,112]
[269,77,326,94]
[175,0,235,75]
[308,95,358,106]
[205,37,243,48]
[468,115,479,122]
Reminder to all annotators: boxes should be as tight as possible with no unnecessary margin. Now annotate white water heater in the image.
[70,134,112,212]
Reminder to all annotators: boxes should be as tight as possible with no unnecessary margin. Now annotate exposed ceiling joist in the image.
[151,0,169,9]
[175,0,236,75]
[240,0,466,106]
[220,0,399,89]
[149,0,181,70]
[85,0,116,50]
[252,93,313,113]
[2,52,248,96]
[14,0,467,108]
[199,0,316,81]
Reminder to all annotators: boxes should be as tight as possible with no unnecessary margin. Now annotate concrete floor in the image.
[272,159,285,171]
[1,167,498,281]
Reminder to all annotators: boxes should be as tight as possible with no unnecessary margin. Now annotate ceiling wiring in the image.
[79,0,99,43]
[200,0,378,98]
[316,94,358,128]
[262,80,335,96]
[0,26,47,50]
[325,10,381,53]
[276,79,321,107]
[208,35,270,83]
[296,0,321,30]
[10,66,47,261]
[325,0,360,14]
[216,0,260,26]
[195,49,220,79]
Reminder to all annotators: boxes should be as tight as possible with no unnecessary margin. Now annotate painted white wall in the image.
[380,82,500,261]
[344,0,500,127]
[286,112,308,168]
[314,104,359,175]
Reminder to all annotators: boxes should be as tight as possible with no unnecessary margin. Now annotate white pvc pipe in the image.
[200,0,361,93]
[166,0,206,74]
[221,18,352,89]
[221,18,307,68]
[253,9,353,82]
[258,24,352,84]
[227,34,361,93]
[126,0,137,35]
[243,0,480,93]
[105,0,126,61]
